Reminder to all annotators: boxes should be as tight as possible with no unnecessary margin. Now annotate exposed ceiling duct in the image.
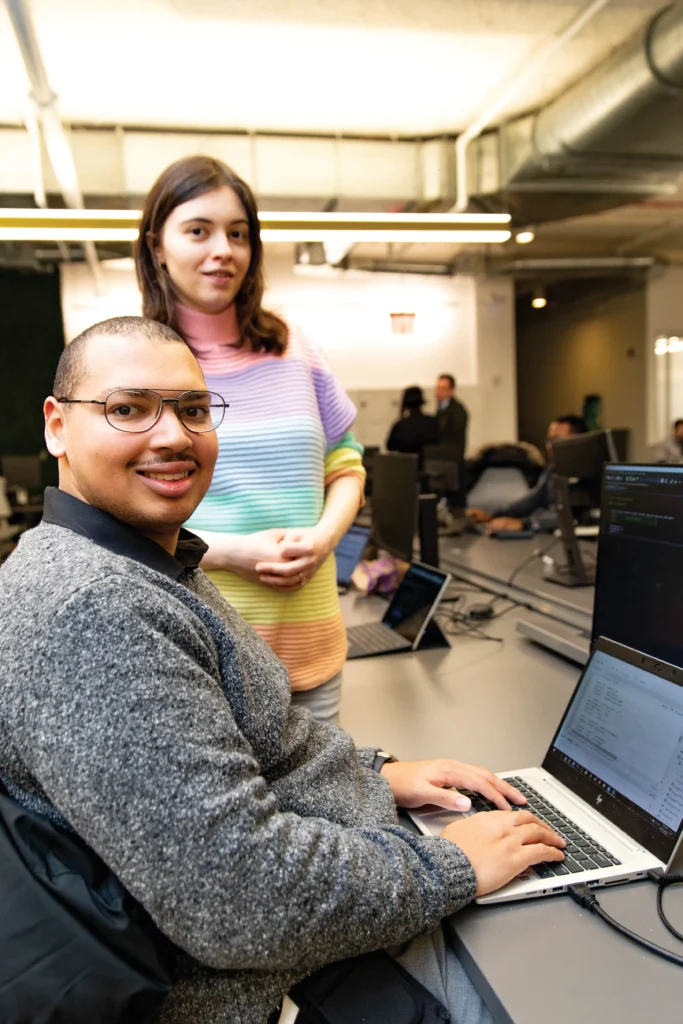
[470,1,683,223]
[5,0,103,290]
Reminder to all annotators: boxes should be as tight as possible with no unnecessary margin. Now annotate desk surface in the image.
[439,532,595,624]
[340,592,683,1024]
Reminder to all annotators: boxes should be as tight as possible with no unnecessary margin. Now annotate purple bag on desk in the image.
[352,556,407,596]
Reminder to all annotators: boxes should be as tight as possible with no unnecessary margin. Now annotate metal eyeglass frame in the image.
[56,389,228,434]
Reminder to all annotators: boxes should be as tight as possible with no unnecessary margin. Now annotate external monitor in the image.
[552,429,619,510]
[371,452,418,562]
[545,430,623,587]
[422,444,461,494]
[592,464,683,669]
[361,446,380,498]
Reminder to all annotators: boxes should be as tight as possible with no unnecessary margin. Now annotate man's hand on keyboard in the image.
[442,811,567,896]
[379,759,528,812]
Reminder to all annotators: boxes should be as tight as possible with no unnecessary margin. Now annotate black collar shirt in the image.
[41,486,208,581]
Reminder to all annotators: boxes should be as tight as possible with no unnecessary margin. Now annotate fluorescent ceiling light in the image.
[260,230,511,243]
[0,227,140,242]
[0,209,511,244]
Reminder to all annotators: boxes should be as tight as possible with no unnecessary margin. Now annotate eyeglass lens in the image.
[104,390,224,433]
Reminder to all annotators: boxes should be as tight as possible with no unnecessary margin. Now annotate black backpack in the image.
[0,781,173,1023]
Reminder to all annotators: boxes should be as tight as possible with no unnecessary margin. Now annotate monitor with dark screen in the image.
[544,430,624,587]
[372,452,418,562]
[552,429,619,509]
[422,444,461,494]
[593,464,683,668]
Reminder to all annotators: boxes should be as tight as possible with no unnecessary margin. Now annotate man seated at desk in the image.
[468,415,587,535]
[0,315,565,1024]
[0,317,565,1024]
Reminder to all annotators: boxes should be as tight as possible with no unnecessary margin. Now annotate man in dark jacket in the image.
[436,374,469,462]
[435,375,469,523]
[0,317,564,1024]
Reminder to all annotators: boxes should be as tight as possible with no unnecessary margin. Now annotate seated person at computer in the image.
[0,317,565,1024]
[386,385,440,468]
[469,415,587,535]
[660,418,683,464]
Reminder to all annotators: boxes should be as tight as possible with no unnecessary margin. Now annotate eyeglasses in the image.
[57,389,227,433]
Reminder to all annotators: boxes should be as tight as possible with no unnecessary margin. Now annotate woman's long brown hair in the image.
[135,155,288,354]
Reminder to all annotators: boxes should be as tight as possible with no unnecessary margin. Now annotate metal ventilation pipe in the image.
[5,0,103,292]
[517,1,683,183]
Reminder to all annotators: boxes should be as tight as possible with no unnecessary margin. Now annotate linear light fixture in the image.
[0,208,511,244]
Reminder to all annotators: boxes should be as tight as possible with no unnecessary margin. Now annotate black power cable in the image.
[568,882,683,968]
[465,536,561,620]
[650,870,683,943]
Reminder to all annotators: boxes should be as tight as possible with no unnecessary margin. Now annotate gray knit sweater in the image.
[0,513,476,1024]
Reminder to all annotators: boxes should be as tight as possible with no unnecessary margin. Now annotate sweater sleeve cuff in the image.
[381,824,478,919]
[355,746,380,770]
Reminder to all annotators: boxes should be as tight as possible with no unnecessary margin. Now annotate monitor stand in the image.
[418,493,440,568]
[542,475,595,587]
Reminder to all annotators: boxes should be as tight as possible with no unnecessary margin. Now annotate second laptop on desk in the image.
[346,562,451,659]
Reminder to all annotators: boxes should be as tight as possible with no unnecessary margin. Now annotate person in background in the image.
[435,373,469,530]
[135,155,365,724]
[468,414,587,535]
[660,419,683,464]
[386,385,439,468]
[436,373,469,459]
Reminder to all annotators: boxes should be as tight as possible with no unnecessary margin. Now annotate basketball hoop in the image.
[390,312,415,334]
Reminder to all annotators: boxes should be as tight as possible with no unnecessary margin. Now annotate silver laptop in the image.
[410,636,683,903]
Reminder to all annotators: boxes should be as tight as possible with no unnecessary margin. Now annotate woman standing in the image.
[135,156,364,723]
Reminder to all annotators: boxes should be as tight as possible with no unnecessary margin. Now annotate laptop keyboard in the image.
[462,776,621,878]
[347,623,410,655]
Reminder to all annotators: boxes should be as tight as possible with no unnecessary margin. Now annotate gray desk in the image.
[340,593,683,1024]
[440,533,595,624]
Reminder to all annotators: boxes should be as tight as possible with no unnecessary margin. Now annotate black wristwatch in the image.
[372,750,397,773]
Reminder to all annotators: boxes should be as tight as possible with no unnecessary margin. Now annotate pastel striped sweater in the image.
[178,303,365,690]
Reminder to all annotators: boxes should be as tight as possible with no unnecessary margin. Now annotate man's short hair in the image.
[555,414,587,435]
[675,419,683,430]
[438,373,456,389]
[54,316,185,398]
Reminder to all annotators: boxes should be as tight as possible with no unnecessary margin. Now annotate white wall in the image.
[60,258,142,341]
[263,250,517,452]
[60,248,518,453]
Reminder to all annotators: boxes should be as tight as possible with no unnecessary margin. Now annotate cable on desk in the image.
[437,603,505,644]
[649,870,683,943]
[568,883,683,967]
[469,537,561,620]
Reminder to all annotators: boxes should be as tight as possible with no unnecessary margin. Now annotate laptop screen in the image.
[335,525,371,586]
[543,638,683,863]
[382,563,450,647]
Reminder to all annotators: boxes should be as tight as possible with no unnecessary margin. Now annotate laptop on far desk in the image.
[409,636,683,903]
[346,563,451,659]
[335,524,371,591]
